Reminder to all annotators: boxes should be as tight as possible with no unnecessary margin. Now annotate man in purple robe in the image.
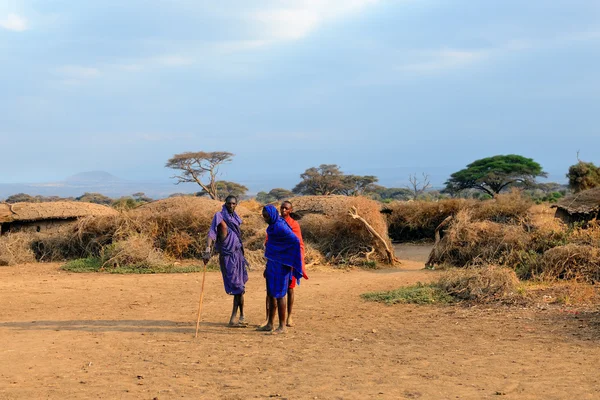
[203,195,249,327]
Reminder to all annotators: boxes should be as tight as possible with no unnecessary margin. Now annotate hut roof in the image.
[552,187,600,215]
[0,201,118,223]
[134,196,260,217]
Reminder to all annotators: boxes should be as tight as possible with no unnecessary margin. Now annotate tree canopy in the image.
[256,188,294,204]
[292,164,380,196]
[198,181,248,201]
[445,155,547,196]
[566,160,600,193]
[165,151,233,200]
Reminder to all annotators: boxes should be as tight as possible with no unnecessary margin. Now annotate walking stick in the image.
[194,259,209,338]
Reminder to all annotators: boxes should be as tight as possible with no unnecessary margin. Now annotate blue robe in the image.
[208,205,248,295]
[263,205,303,298]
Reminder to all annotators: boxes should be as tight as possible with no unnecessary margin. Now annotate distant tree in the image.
[5,193,37,203]
[198,180,248,201]
[445,155,547,196]
[132,192,153,203]
[368,186,413,202]
[255,191,272,204]
[112,197,138,210]
[339,175,379,196]
[293,164,345,195]
[255,188,295,204]
[566,160,600,193]
[76,192,113,205]
[165,151,234,200]
[268,188,294,200]
[168,193,192,198]
[406,173,432,200]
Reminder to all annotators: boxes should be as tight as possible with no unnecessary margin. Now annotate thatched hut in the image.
[0,201,118,235]
[552,188,600,224]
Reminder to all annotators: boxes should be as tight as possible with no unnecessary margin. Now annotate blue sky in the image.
[1,0,599,193]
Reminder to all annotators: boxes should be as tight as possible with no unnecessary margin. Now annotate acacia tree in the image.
[256,188,295,204]
[198,181,248,201]
[566,160,600,193]
[165,151,233,200]
[339,175,379,196]
[292,164,346,195]
[445,155,547,196]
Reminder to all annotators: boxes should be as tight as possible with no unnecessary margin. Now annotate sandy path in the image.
[0,250,599,399]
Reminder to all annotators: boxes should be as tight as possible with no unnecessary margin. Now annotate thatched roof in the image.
[0,201,118,223]
[552,187,600,215]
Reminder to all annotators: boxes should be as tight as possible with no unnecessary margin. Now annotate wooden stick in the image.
[194,260,208,338]
[348,206,396,264]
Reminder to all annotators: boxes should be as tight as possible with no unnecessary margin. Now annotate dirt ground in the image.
[1,245,600,399]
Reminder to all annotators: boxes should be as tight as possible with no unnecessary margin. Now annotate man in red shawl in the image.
[259,201,309,330]
[280,200,308,326]
[257,204,303,334]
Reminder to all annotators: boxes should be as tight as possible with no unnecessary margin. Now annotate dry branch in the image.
[348,206,395,264]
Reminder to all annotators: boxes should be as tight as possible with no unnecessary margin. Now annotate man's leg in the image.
[286,287,295,327]
[257,295,276,331]
[273,297,287,334]
[228,295,239,326]
[238,293,247,325]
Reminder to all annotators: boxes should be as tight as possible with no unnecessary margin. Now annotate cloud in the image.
[0,13,28,32]
[399,48,490,74]
[154,55,194,67]
[250,0,381,42]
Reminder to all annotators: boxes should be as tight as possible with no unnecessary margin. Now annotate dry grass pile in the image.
[100,234,171,269]
[386,191,532,242]
[0,232,36,266]
[428,210,531,268]
[536,244,600,284]
[436,265,521,302]
[527,204,567,234]
[471,190,532,223]
[290,195,393,264]
[29,196,268,265]
[385,198,470,241]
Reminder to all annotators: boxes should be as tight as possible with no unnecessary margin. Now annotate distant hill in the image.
[65,171,124,184]
[0,171,198,200]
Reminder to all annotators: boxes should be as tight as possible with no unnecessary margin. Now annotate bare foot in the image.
[271,326,286,335]
[238,317,248,327]
[257,320,269,328]
[256,324,273,332]
[228,321,247,328]
[286,316,295,327]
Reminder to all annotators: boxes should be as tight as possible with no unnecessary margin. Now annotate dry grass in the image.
[428,210,531,268]
[100,234,171,270]
[385,198,470,241]
[436,265,522,302]
[0,232,36,266]
[386,191,533,242]
[536,244,600,284]
[291,195,392,264]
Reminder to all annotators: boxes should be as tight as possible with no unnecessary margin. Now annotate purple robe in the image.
[208,205,248,295]
[263,205,302,298]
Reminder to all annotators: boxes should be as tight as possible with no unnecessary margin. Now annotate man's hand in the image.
[202,247,212,263]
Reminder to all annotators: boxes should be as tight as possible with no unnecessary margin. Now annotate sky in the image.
[1,0,599,193]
